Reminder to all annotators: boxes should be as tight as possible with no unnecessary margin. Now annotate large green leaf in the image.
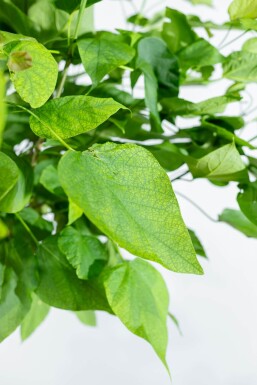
[161,95,239,117]
[187,142,247,182]
[0,152,19,201]
[29,96,126,139]
[54,0,102,13]
[0,154,33,213]
[0,72,6,148]
[78,32,135,85]
[237,182,257,225]
[223,51,257,83]
[229,0,257,20]
[219,209,257,238]
[36,236,111,312]
[162,8,196,53]
[178,38,223,70]
[58,142,203,274]
[5,40,58,108]
[58,226,108,280]
[104,258,169,366]
[21,293,50,341]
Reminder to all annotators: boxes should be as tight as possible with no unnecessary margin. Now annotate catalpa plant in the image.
[0,0,257,373]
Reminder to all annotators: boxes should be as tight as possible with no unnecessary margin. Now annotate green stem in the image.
[74,0,88,41]
[175,190,218,223]
[55,60,71,98]
[220,30,248,49]
[15,213,39,247]
[170,170,189,182]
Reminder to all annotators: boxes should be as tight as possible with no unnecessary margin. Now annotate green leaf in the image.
[187,142,247,182]
[0,1,32,35]
[29,96,126,139]
[58,142,203,274]
[36,236,111,312]
[188,229,207,258]
[54,0,101,13]
[40,164,64,196]
[136,37,179,131]
[229,0,257,20]
[0,72,6,148]
[219,209,257,238]
[0,266,30,342]
[5,40,58,108]
[178,38,223,70]
[0,152,19,201]
[75,310,96,326]
[161,95,239,117]
[243,37,257,54]
[19,207,53,240]
[104,258,169,366]
[237,182,257,226]
[162,8,196,53]
[78,32,135,85]
[0,154,33,213]
[187,0,212,5]
[68,199,83,225]
[58,226,108,280]
[21,293,50,341]
[223,51,257,83]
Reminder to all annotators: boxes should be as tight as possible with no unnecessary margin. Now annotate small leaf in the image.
[29,96,126,139]
[237,182,257,226]
[5,40,58,108]
[219,209,257,238]
[21,293,50,341]
[78,32,135,85]
[58,142,203,274]
[229,0,257,20]
[104,258,169,367]
[58,226,108,280]
[75,311,96,327]
[188,229,207,258]
[187,142,247,182]
[36,236,111,312]
[223,51,257,83]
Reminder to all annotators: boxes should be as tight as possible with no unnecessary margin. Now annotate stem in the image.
[55,60,71,98]
[15,213,39,247]
[220,30,248,49]
[218,26,231,48]
[74,0,88,41]
[175,190,218,223]
[170,170,190,182]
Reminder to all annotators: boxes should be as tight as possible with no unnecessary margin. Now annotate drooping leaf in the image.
[29,96,126,139]
[229,0,257,20]
[36,236,112,312]
[223,51,257,83]
[219,209,257,238]
[161,95,239,117]
[58,226,108,280]
[78,32,135,85]
[0,154,33,213]
[5,40,58,108]
[104,258,169,366]
[58,142,203,274]
[0,152,19,201]
[21,293,50,341]
[75,310,96,327]
[162,8,196,53]
[237,182,257,226]
[188,229,207,258]
[187,142,247,182]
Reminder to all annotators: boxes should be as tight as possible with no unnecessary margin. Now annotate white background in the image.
[1,0,257,384]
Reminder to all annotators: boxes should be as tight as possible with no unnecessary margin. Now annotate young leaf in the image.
[237,182,257,226]
[75,311,97,327]
[219,209,257,238]
[229,0,257,20]
[29,96,126,139]
[104,258,169,366]
[21,293,50,341]
[187,142,247,182]
[0,152,19,201]
[58,142,203,275]
[5,40,58,108]
[36,236,112,312]
[223,51,257,83]
[58,226,108,280]
[78,32,135,85]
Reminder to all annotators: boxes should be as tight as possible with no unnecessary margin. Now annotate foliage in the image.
[0,0,257,374]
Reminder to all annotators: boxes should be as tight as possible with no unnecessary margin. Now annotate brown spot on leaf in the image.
[7,51,32,72]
